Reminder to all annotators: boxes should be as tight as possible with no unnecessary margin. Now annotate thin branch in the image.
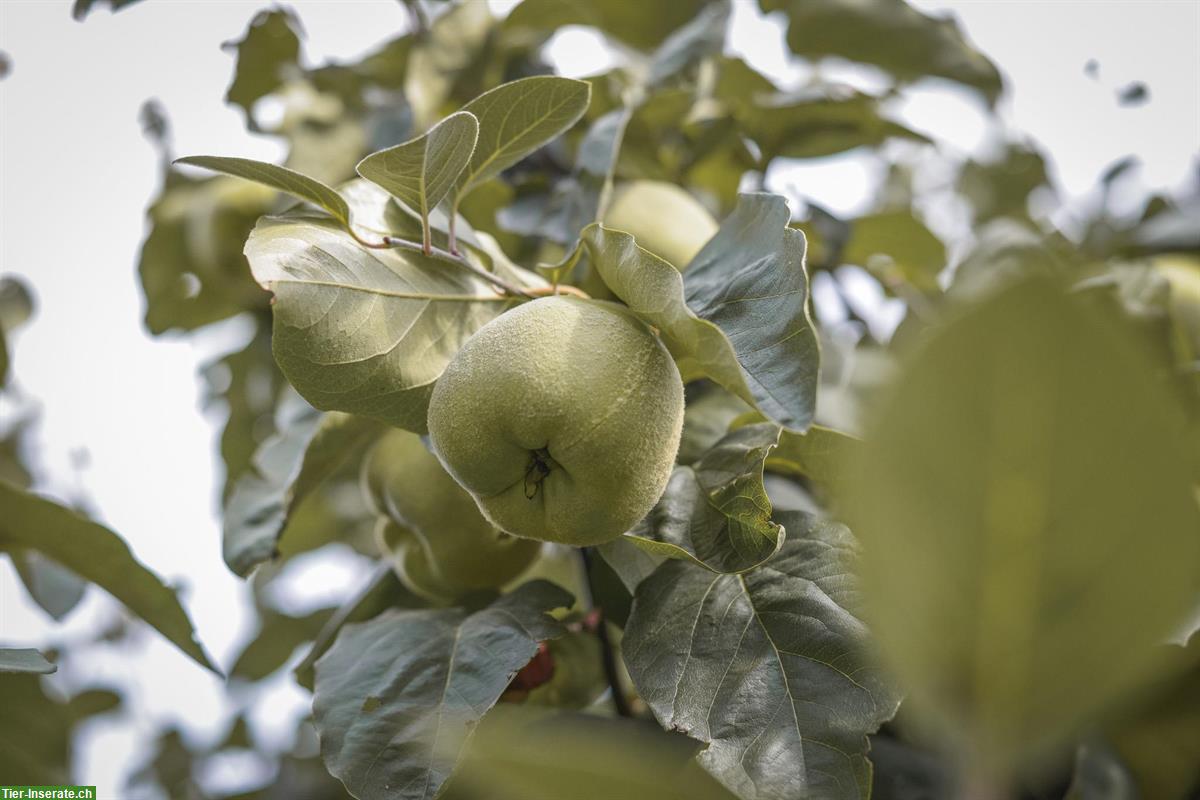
[578,547,633,717]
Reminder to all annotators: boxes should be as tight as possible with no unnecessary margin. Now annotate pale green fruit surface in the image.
[427,296,685,546]
[602,181,718,271]
[362,429,539,598]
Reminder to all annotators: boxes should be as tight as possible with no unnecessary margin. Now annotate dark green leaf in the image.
[312,581,572,800]
[176,156,351,228]
[223,404,383,577]
[845,279,1200,776]
[503,0,710,51]
[223,9,303,123]
[595,537,665,596]
[683,193,820,430]
[0,648,56,674]
[71,0,145,20]
[732,413,860,488]
[357,111,479,224]
[648,3,731,87]
[453,77,591,207]
[231,606,336,682]
[0,482,219,674]
[624,514,901,800]
[626,423,784,574]
[244,213,511,431]
[760,0,1002,102]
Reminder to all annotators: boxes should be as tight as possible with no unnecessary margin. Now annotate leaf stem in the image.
[578,547,632,718]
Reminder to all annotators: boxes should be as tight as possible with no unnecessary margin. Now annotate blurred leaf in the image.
[683,193,819,429]
[0,674,71,783]
[12,550,87,621]
[0,648,56,674]
[231,606,336,682]
[357,111,479,230]
[624,513,901,800]
[1065,741,1138,800]
[312,581,572,800]
[66,689,121,721]
[224,8,303,125]
[958,145,1050,225]
[71,0,145,20]
[845,279,1200,776]
[869,735,953,800]
[404,0,495,129]
[223,402,383,577]
[138,171,274,334]
[177,156,351,228]
[0,275,33,389]
[760,0,1002,102]
[743,86,931,159]
[1133,202,1200,254]
[294,564,425,691]
[626,423,784,574]
[677,385,753,465]
[648,3,731,87]
[946,219,1064,301]
[444,706,739,800]
[1116,81,1149,106]
[844,210,946,294]
[504,0,710,51]
[452,77,591,209]
[243,212,511,431]
[0,482,219,674]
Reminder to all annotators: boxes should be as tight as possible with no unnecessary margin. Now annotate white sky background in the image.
[0,0,1197,796]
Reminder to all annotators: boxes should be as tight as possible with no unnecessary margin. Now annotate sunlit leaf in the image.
[357,111,479,229]
[845,278,1200,777]
[626,423,784,574]
[624,513,901,800]
[176,156,351,228]
[0,482,219,674]
[312,581,572,800]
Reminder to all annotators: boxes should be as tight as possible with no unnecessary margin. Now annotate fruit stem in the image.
[578,547,633,718]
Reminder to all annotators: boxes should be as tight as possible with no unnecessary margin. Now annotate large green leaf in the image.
[244,213,512,430]
[626,423,784,574]
[683,193,820,430]
[0,482,218,674]
[357,111,479,228]
[0,648,56,675]
[223,404,383,577]
[845,279,1200,777]
[624,513,901,800]
[312,581,572,800]
[759,0,1002,102]
[176,156,351,228]
[452,77,591,208]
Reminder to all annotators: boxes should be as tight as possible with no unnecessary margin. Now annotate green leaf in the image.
[742,86,931,160]
[844,279,1200,777]
[0,482,219,674]
[626,423,784,574]
[683,193,820,430]
[624,513,901,800]
[0,675,71,784]
[760,0,1003,103]
[453,76,591,207]
[732,413,860,488]
[503,0,710,51]
[223,404,384,577]
[71,0,145,20]
[312,581,572,800]
[647,3,731,87]
[244,213,511,431]
[138,171,274,334]
[176,156,351,229]
[844,210,946,294]
[223,9,303,124]
[0,648,56,675]
[444,706,739,800]
[357,111,479,230]
[294,564,426,691]
[677,386,753,465]
[596,537,666,596]
[231,606,336,682]
[12,551,87,621]
[0,275,33,390]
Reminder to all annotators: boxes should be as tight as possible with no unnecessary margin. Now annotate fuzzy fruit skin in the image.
[362,430,539,600]
[603,180,718,270]
[427,296,684,546]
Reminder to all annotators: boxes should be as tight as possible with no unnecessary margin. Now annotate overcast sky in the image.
[1,1,1197,796]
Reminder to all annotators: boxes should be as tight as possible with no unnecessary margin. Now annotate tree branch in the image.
[578,547,632,717]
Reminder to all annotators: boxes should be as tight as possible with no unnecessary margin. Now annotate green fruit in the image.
[362,430,540,599]
[427,296,684,546]
[602,180,718,270]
